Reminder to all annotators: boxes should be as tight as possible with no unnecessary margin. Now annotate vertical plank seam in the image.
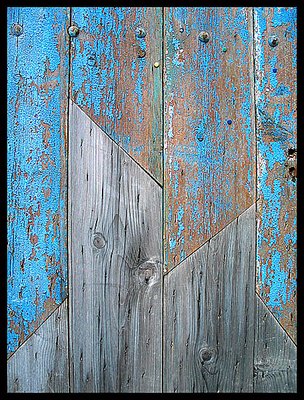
[67,6,73,393]
[251,6,258,393]
[161,6,165,393]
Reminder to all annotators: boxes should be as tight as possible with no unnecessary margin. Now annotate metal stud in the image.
[154,62,160,68]
[198,31,210,43]
[68,25,79,37]
[268,35,279,47]
[12,23,23,37]
[135,27,146,38]
[137,48,146,58]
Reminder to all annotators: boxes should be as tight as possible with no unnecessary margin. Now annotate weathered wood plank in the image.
[164,205,255,393]
[7,300,69,393]
[254,294,297,392]
[254,7,297,343]
[7,7,69,357]
[70,7,163,183]
[69,101,162,392]
[164,7,256,271]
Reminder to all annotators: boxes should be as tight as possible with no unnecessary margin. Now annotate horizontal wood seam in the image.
[70,99,163,189]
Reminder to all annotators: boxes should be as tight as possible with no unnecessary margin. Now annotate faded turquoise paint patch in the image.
[7,7,69,355]
[255,6,297,341]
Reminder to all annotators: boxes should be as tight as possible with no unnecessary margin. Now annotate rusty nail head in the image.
[135,27,146,38]
[12,23,23,36]
[199,31,210,43]
[137,48,146,58]
[268,35,279,47]
[68,25,79,37]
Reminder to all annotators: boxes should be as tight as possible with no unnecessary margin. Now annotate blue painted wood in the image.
[70,7,163,183]
[254,7,297,342]
[164,7,256,270]
[7,7,69,356]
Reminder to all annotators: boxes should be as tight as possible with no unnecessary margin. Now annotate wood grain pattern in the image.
[69,101,162,393]
[70,7,163,183]
[254,294,297,392]
[164,7,256,271]
[7,300,69,393]
[7,7,69,357]
[163,205,255,393]
[254,7,297,343]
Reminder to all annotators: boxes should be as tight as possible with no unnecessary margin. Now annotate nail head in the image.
[137,48,146,58]
[12,23,23,37]
[68,25,79,37]
[135,27,146,38]
[268,35,279,47]
[199,31,210,43]
[197,133,204,141]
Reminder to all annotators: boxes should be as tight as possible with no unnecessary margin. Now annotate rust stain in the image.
[42,187,51,200]
[30,234,38,245]
[41,121,51,148]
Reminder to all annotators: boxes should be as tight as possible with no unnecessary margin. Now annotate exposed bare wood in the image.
[7,300,69,393]
[254,294,297,392]
[163,205,255,392]
[68,101,162,392]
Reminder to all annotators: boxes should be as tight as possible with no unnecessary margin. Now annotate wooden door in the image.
[7,7,297,393]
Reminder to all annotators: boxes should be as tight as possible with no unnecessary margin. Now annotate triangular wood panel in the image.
[7,300,69,393]
[164,205,255,392]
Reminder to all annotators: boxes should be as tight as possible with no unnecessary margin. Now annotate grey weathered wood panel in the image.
[254,294,297,392]
[163,205,255,393]
[7,299,69,393]
[69,101,162,393]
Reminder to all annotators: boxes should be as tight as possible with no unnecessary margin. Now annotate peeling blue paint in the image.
[7,7,69,355]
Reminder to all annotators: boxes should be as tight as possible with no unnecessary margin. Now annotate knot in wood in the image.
[135,259,160,286]
[92,233,106,250]
[199,347,214,363]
